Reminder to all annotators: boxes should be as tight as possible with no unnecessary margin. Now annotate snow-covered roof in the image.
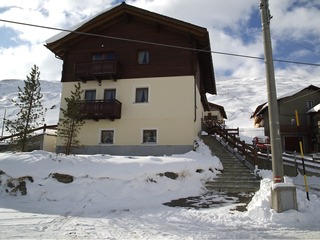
[308,103,320,113]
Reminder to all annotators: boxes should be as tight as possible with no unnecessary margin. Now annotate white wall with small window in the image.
[57,75,204,155]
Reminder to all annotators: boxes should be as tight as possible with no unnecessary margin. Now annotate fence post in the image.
[242,140,246,160]
[253,145,257,166]
[225,129,228,144]
[293,151,298,175]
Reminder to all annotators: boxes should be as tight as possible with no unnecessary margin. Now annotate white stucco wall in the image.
[42,134,57,152]
[57,76,203,151]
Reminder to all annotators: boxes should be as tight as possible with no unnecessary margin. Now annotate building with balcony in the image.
[45,2,216,155]
[203,103,227,125]
[251,85,320,153]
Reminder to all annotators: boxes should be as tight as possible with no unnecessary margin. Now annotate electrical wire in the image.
[1,18,320,67]
[272,33,320,56]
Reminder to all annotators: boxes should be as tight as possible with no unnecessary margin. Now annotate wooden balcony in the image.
[78,100,122,121]
[265,125,312,134]
[74,60,119,81]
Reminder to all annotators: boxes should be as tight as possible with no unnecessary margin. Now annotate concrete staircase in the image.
[202,135,260,194]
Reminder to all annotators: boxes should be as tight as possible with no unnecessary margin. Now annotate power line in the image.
[245,28,320,57]
[272,33,320,56]
[1,18,320,67]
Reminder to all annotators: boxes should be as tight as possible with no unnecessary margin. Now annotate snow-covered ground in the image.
[1,77,320,239]
[1,139,320,239]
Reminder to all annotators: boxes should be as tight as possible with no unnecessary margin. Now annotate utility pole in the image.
[259,0,297,212]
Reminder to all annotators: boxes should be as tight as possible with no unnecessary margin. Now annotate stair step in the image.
[206,186,260,193]
[216,173,257,178]
[216,172,255,178]
[215,175,258,181]
[221,170,253,174]
[201,135,261,194]
[207,180,260,185]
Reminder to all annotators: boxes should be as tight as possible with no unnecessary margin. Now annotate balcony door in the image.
[92,52,115,61]
[85,90,96,101]
[104,89,116,101]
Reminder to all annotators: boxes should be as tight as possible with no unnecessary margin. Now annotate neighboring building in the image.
[203,102,227,125]
[252,85,320,153]
[307,103,320,152]
[45,2,216,155]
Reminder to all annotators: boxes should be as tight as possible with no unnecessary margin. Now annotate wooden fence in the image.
[205,122,320,177]
[0,124,58,142]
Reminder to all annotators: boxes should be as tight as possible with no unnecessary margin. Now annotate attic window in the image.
[138,50,150,64]
[307,100,314,110]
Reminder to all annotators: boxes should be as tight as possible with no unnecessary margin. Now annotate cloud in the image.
[0,0,319,82]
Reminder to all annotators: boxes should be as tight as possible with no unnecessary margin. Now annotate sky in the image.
[0,0,320,82]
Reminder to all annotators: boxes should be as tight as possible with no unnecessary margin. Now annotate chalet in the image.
[307,103,320,152]
[45,2,216,155]
[251,85,320,153]
[203,102,227,125]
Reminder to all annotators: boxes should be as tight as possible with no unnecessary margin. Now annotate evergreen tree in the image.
[5,65,45,151]
[58,82,85,155]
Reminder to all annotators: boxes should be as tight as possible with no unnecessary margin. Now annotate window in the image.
[138,50,150,64]
[104,89,116,101]
[101,130,114,144]
[135,88,148,103]
[85,90,96,101]
[92,52,115,61]
[307,100,314,110]
[143,130,157,143]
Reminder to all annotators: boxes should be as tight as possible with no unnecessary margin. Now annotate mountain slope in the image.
[0,79,61,136]
[209,76,320,129]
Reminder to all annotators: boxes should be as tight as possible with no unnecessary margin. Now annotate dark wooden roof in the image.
[251,85,320,117]
[45,2,216,95]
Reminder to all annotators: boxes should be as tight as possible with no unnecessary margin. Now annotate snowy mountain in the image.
[0,79,61,136]
[210,75,320,129]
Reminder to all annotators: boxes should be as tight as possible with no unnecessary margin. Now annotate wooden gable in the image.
[45,2,216,95]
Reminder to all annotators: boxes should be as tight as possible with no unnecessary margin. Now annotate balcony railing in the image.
[77,99,122,120]
[74,60,119,81]
[265,124,311,134]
